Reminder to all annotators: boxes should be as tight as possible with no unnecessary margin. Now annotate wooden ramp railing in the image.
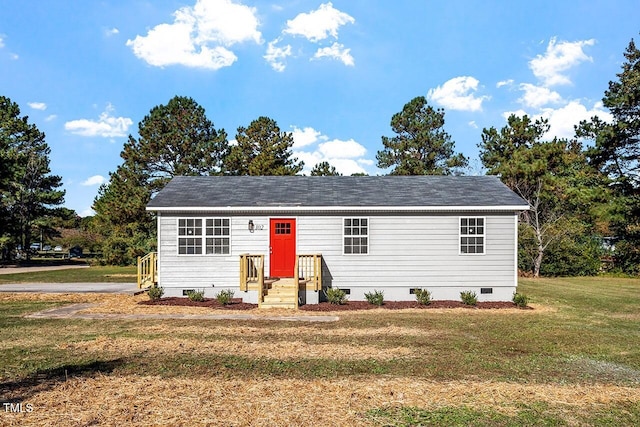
[240,254,265,291]
[137,252,157,289]
[297,254,322,291]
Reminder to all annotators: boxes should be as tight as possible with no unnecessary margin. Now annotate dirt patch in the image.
[139,297,257,310]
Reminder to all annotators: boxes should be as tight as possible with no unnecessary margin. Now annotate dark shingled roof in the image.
[147,176,528,210]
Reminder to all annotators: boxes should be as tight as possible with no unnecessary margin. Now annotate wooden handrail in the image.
[137,252,157,289]
[240,254,264,291]
[297,254,322,291]
[257,257,265,308]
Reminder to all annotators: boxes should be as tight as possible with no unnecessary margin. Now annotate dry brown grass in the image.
[57,335,415,360]
[4,376,640,427]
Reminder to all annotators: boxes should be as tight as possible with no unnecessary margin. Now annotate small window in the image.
[205,219,230,254]
[275,222,291,235]
[460,217,485,255]
[344,218,368,254]
[178,219,202,254]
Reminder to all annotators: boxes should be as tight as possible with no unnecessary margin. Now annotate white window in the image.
[178,218,230,255]
[344,218,368,254]
[205,218,230,254]
[460,217,485,255]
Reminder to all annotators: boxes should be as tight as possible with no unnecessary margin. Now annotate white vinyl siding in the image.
[158,213,518,301]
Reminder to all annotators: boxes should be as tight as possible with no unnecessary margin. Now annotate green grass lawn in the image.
[1,276,639,425]
[0,265,137,284]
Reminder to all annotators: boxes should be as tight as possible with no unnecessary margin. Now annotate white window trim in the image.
[459,216,486,256]
[176,217,231,256]
[342,216,369,256]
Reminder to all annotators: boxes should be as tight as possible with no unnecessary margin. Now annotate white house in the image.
[145,176,529,308]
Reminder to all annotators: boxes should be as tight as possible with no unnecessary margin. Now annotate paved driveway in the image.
[0,282,139,294]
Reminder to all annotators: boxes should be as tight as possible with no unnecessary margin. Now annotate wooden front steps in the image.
[260,278,299,309]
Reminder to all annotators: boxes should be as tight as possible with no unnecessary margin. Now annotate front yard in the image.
[1,277,639,426]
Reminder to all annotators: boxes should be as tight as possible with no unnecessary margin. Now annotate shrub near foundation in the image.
[186,289,205,302]
[365,290,385,306]
[460,290,478,306]
[414,289,432,305]
[148,286,164,301]
[216,289,235,305]
[324,288,347,305]
[512,292,529,308]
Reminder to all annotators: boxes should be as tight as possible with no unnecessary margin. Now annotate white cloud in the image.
[313,42,354,66]
[79,207,96,217]
[264,39,291,72]
[127,0,262,70]
[496,79,514,88]
[468,121,478,129]
[428,76,488,112]
[518,83,563,108]
[283,2,354,42]
[500,101,613,141]
[65,104,133,138]
[540,100,613,140]
[28,102,47,110]
[105,28,119,37]
[45,114,57,122]
[529,37,595,86]
[291,126,371,175]
[291,126,327,148]
[81,175,107,186]
[0,36,4,48]
[318,139,366,158]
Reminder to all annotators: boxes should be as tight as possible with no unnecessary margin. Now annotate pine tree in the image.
[0,96,65,260]
[376,96,467,175]
[226,116,303,175]
[92,96,228,265]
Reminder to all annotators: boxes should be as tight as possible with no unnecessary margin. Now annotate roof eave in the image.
[146,205,530,213]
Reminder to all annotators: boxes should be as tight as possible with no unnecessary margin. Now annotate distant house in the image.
[145,176,529,308]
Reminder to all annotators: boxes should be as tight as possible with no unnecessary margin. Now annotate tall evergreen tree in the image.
[92,96,228,265]
[226,116,303,175]
[376,96,467,175]
[0,96,65,260]
[577,37,640,272]
[481,115,605,277]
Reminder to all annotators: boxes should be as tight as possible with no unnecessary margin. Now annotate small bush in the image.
[324,287,347,305]
[148,286,164,301]
[365,290,385,306]
[415,289,432,305]
[512,292,529,308]
[187,289,205,302]
[460,290,477,306]
[216,289,235,305]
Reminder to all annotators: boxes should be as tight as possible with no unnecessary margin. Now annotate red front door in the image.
[270,218,296,277]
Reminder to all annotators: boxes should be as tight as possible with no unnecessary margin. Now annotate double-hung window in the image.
[178,218,230,255]
[344,218,368,254]
[205,218,230,254]
[460,217,485,254]
[178,219,202,254]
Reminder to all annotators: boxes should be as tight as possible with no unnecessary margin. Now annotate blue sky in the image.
[0,1,637,216]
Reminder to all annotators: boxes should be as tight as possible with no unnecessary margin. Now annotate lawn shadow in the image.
[0,358,126,404]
